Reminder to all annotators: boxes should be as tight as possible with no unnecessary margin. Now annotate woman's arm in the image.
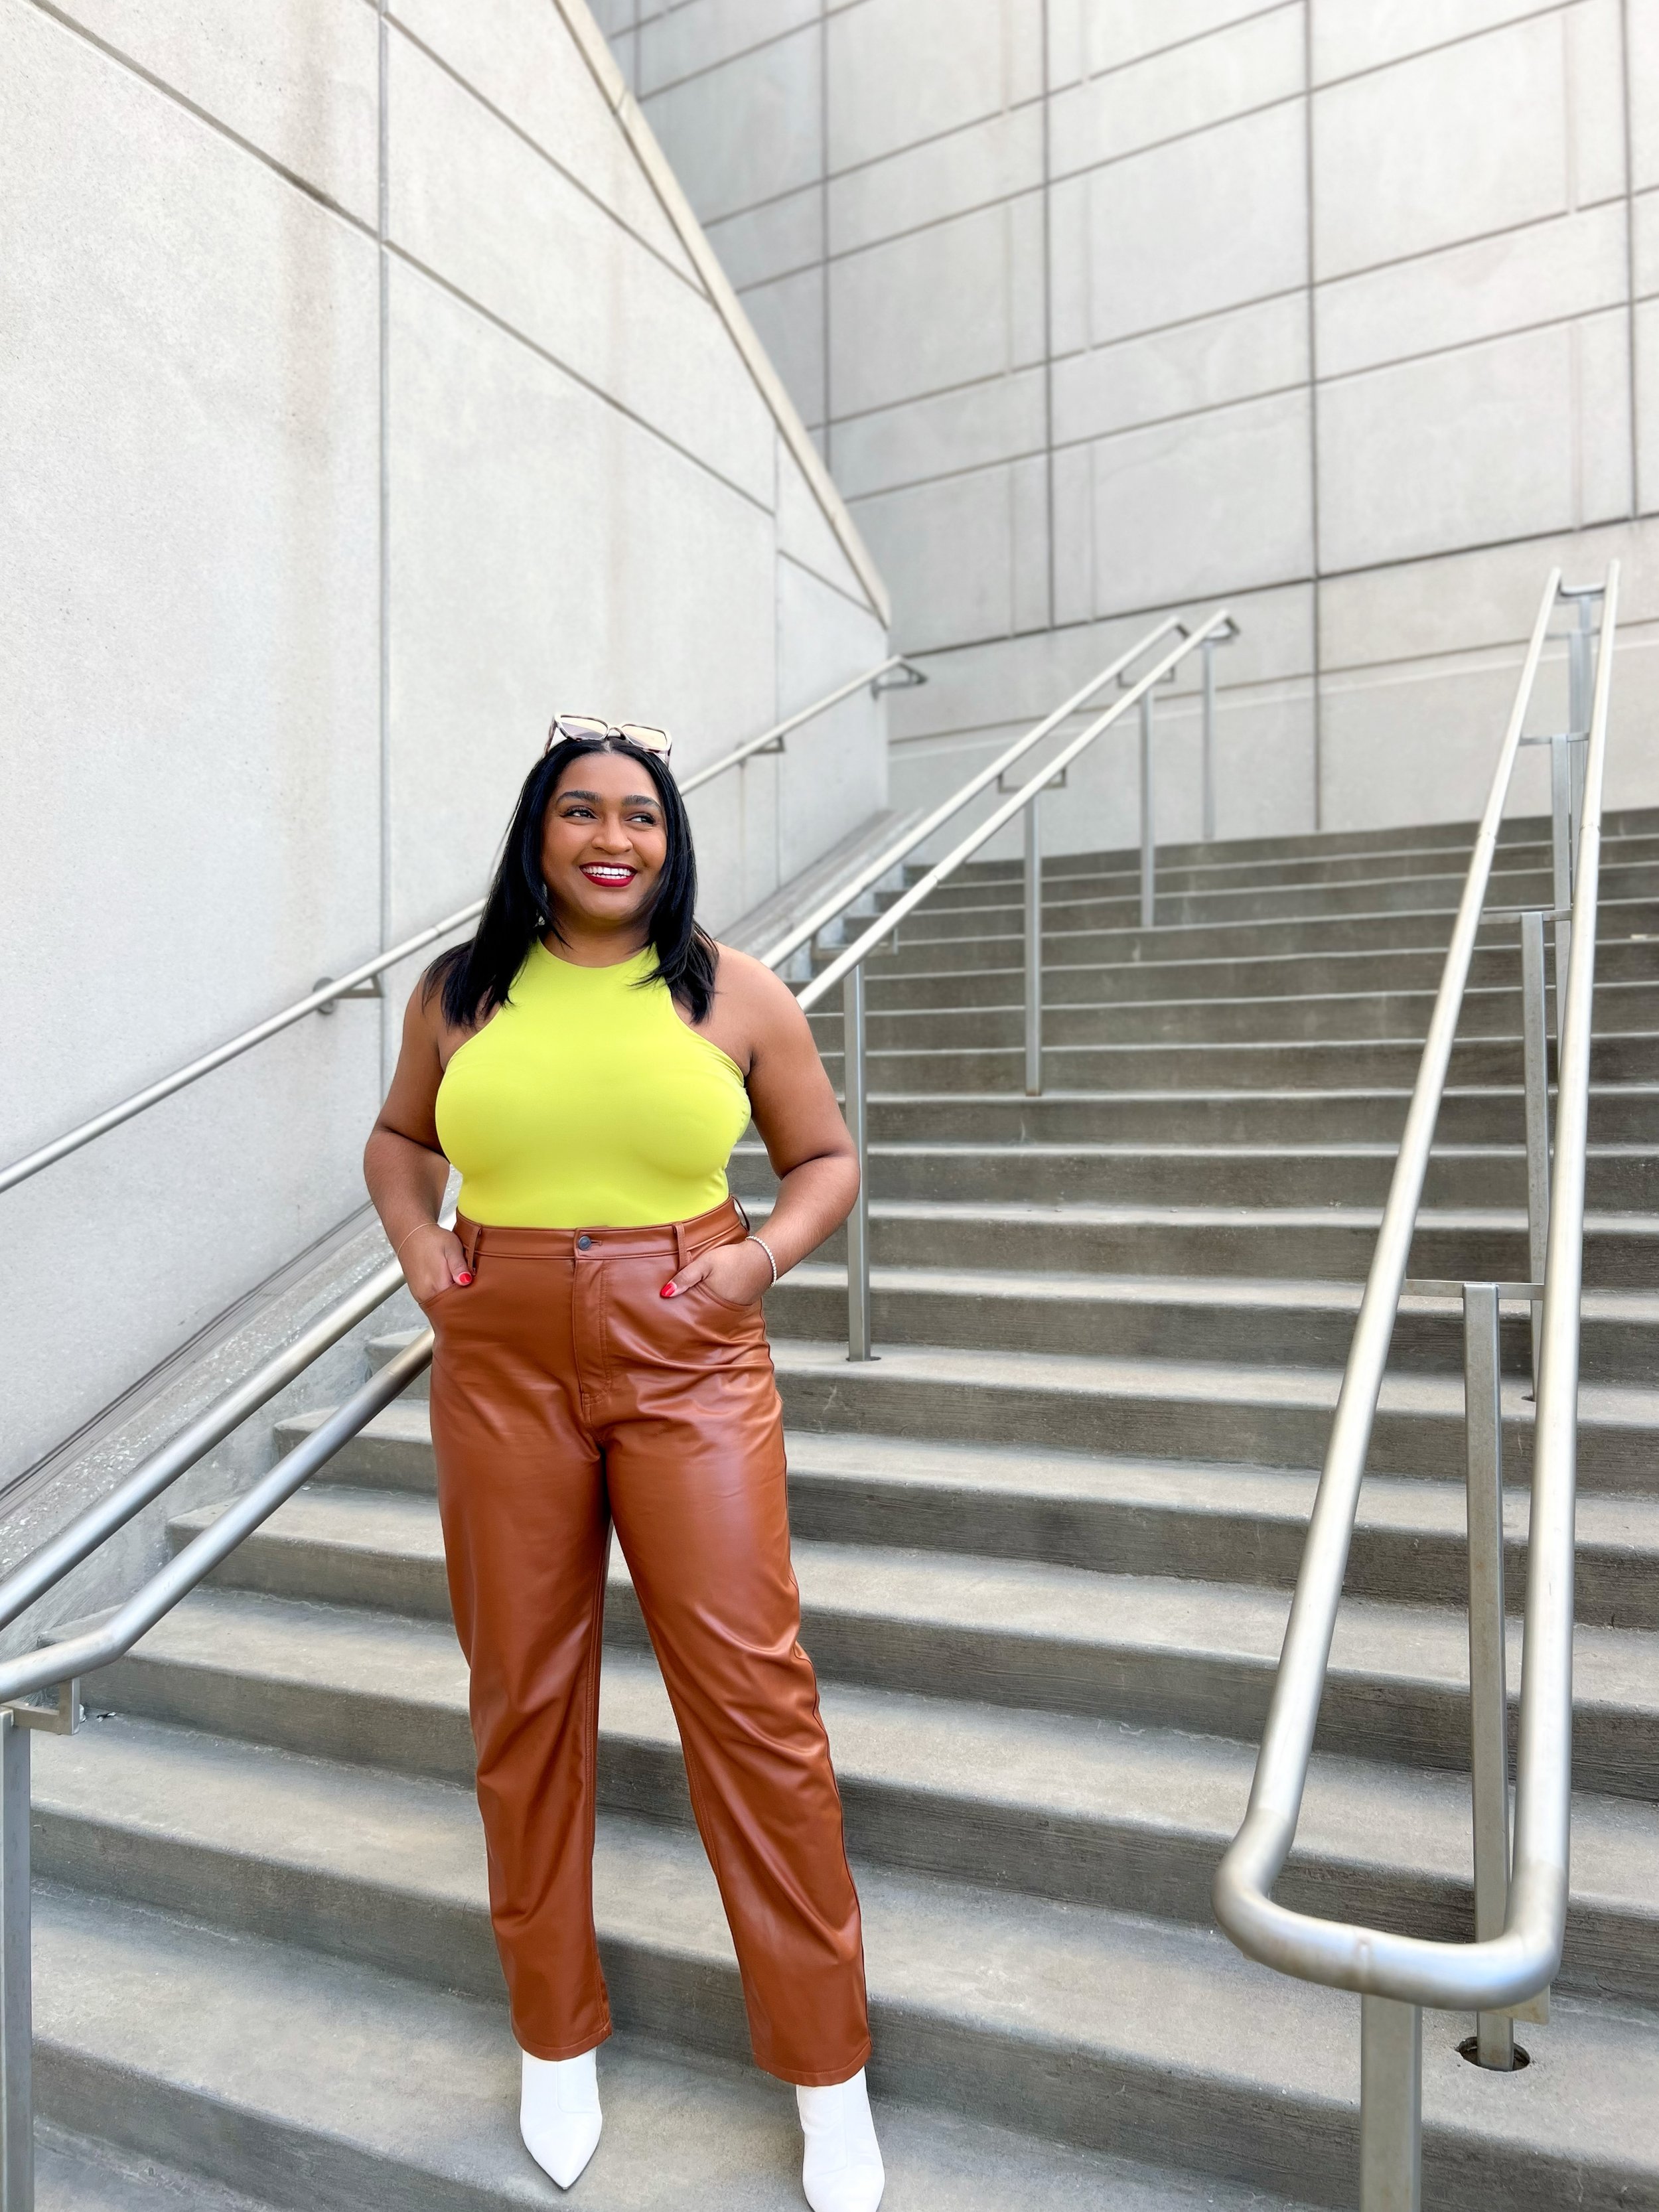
[364,983,473,1307]
[666,950,859,1307]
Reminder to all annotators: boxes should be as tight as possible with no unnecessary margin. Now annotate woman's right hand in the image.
[397,1221,473,1309]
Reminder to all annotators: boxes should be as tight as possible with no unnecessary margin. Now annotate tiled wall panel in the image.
[628,0,1659,847]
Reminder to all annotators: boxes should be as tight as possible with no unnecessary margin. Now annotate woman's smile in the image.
[579,863,637,887]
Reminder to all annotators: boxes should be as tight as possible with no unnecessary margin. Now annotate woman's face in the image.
[540,749,669,938]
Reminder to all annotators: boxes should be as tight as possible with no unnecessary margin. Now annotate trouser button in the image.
[576,1235,592,1251]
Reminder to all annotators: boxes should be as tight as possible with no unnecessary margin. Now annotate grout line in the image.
[21,0,377,239]
[384,9,706,295]
[383,240,774,517]
[820,0,833,468]
[1620,0,1642,514]
[816,298,1634,506]
[1041,0,1057,636]
[378,0,393,1082]
[1303,1,1323,835]
[881,516,1659,664]
[723,167,1626,304]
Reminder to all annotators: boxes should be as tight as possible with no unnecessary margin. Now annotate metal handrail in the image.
[788,610,1237,1359]
[0,1329,433,1713]
[678,654,922,792]
[1211,565,1619,2204]
[757,617,1193,976]
[0,1259,407,1640]
[0,659,919,1199]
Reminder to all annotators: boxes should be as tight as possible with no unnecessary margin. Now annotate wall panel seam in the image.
[1319,301,1635,392]
[384,242,775,516]
[386,12,707,295]
[19,0,378,240]
[545,0,889,621]
[1310,0,1572,97]
[636,11,821,102]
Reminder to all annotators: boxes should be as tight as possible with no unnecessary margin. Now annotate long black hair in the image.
[424,733,717,1029]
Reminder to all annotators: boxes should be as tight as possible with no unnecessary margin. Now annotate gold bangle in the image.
[394,1220,445,1262]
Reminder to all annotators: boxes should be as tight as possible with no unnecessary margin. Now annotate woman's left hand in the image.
[661,1237,775,1308]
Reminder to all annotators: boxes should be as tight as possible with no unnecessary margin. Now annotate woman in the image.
[364,717,884,2212]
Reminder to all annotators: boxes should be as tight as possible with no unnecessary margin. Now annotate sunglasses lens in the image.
[618,725,671,756]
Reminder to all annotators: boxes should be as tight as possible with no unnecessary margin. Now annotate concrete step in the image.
[216,1407,1659,1627]
[749,1263,1656,1385]
[761,1338,1659,1493]
[364,1289,1659,1481]
[36,2126,279,2212]
[32,1702,1659,2016]
[853,894,1659,974]
[808,981,1659,1055]
[115,1530,1659,1797]
[911,830,1659,908]
[877,860,1659,939]
[858,935,1659,1011]
[944,806,1659,881]
[851,1083,1659,1147]
[33,1883,1222,2212]
[32,1782,1659,2208]
[731,1138,1659,1211]
[724,1196,1658,1291]
[810,1028,1659,1096]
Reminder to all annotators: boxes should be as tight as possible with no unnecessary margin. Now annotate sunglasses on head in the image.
[545,713,672,760]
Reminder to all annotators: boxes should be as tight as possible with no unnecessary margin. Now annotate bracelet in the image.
[749,1233,780,1286]
[394,1220,447,1262]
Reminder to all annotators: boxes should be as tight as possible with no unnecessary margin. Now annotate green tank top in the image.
[433,942,751,1228]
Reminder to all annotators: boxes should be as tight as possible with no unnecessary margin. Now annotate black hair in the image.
[423,734,717,1029]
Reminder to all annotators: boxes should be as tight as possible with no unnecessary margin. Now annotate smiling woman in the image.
[361,725,884,2212]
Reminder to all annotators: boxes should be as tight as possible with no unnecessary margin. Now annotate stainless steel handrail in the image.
[788,610,1237,1358]
[0,659,920,1199]
[757,617,1193,976]
[679,654,922,792]
[1212,565,1619,2206]
[0,1327,432,1713]
[0,1258,407,1639]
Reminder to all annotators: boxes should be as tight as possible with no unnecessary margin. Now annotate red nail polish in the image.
[660,1283,676,1298]
[457,1271,473,1286]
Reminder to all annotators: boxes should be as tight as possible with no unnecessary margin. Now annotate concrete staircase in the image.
[31,811,1659,2209]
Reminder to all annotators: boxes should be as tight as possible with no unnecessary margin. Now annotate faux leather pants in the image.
[427,1197,871,2087]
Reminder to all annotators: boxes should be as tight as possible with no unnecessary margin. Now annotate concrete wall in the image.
[611,0,1659,859]
[0,0,889,1490]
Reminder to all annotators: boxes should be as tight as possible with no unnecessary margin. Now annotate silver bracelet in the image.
[750,1233,780,1286]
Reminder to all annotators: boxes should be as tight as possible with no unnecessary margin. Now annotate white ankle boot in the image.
[520,2046,603,2191]
[796,2069,885,2212]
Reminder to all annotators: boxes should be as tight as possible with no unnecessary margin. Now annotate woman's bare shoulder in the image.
[710,942,802,1019]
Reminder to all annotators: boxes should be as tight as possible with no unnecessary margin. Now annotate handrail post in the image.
[1024,795,1043,1097]
[1463,1283,1516,2070]
[1520,911,1551,1392]
[1200,634,1218,844]
[1550,733,1575,1029]
[1360,1996,1421,2211]
[843,964,874,1361]
[0,1712,31,2212]
[1139,691,1156,930]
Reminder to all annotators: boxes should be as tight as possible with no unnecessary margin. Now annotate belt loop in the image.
[732,1193,753,1236]
[463,1220,482,1272]
[674,1218,688,1274]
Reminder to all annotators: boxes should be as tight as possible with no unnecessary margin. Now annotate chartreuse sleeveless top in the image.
[433,942,751,1228]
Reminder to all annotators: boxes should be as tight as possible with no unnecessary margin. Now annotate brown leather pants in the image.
[427,1197,870,2087]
